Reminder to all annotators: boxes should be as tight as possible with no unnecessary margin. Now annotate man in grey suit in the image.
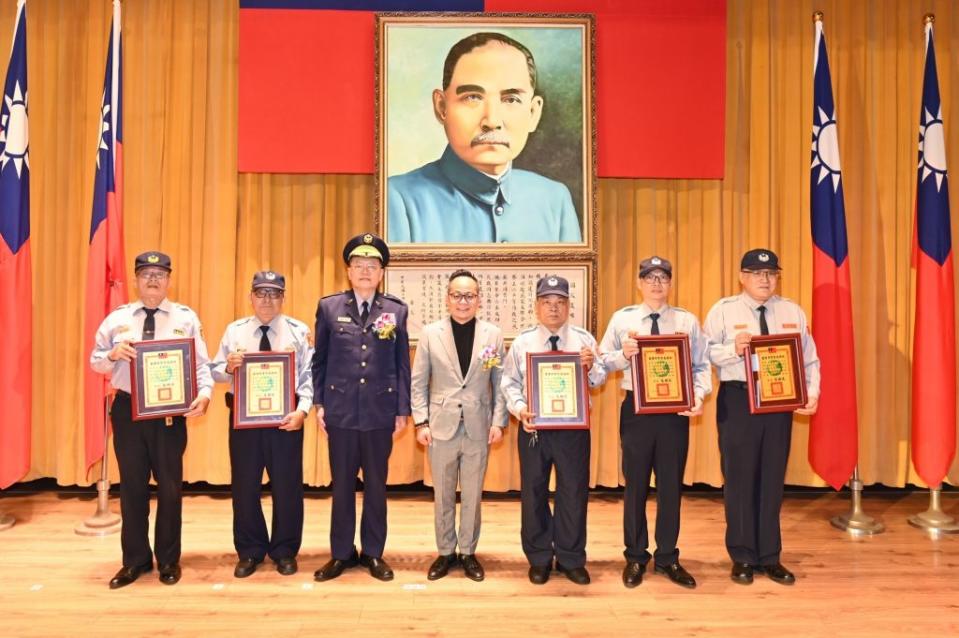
[412,270,508,582]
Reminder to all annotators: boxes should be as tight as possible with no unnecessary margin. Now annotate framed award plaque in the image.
[630,334,694,414]
[743,333,807,414]
[234,352,296,429]
[129,338,198,421]
[526,351,590,429]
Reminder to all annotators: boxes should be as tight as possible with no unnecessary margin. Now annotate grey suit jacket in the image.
[411,317,508,441]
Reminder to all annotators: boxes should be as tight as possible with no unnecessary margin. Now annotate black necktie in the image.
[142,308,158,341]
[259,325,272,352]
[649,312,661,335]
[361,300,370,325]
[758,305,770,336]
[548,335,560,351]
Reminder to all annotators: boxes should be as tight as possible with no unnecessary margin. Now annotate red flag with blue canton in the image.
[911,20,956,488]
[0,0,30,490]
[808,17,857,491]
[84,1,128,472]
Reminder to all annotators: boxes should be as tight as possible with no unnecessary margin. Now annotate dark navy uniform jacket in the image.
[311,290,412,430]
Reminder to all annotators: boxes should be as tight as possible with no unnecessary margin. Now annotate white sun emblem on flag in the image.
[96,93,111,169]
[0,80,28,177]
[811,106,841,192]
[918,106,948,191]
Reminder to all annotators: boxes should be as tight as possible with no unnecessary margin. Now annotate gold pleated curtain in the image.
[16,0,959,488]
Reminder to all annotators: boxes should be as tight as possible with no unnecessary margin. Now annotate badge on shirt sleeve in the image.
[307,331,315,347]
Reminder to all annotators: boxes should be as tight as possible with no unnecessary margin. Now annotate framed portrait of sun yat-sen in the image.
[375,13,596,256]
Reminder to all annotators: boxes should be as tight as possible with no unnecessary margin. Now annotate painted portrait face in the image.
[433,40,544,176]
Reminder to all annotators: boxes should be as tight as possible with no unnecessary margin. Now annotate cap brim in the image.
[639,267,671,278]
[537,289,570,298]
[253,283,284,290]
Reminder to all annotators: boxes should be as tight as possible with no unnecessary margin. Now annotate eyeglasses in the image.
[137,270,169,281]
[449,292,479,303]
[642,274,671,284]
[349,263,381,273]
[253,289,284,299]
[538,299,569,309]
[742,270,779,280]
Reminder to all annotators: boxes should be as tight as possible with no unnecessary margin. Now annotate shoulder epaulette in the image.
[380,292,407,305]
[718,296,739,305]
[284,316,308,330]
[175,304,194,312]
[519,326,538,335]
[620,305,640,313]
[570,325,592,337]
[321,290,349,300]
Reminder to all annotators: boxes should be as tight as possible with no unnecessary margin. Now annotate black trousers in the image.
[716,382,792,566]
[111,392,186,568]
[620,393,689,566]
[228,404,304,562]
[518,428,590,569]
[327,426,394,560]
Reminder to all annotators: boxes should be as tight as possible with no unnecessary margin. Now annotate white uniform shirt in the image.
[500,322,607,419]
[703,293,821,398]
[90,298,214,397]
[599,302,712,401]
[210,314,314,415]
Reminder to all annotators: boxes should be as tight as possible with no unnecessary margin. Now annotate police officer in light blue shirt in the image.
[90,251,213,590]
[703,248,820,587]
[211,270,313,579]
[387,32,582,244]
[599,256,710,590]
[501,275,606,586]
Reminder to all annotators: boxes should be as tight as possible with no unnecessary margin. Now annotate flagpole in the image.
[830,465,884,535]
[75,395,121,536]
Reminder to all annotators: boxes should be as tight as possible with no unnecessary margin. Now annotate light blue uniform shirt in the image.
[211,314,314,415]
[90,298,214,398]
[703,293,821,398]
[599,302,712,402]
[387,145,582,244]
[500,323,607,418]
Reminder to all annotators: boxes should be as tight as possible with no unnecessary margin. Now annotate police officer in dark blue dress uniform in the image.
[311,233,411,582]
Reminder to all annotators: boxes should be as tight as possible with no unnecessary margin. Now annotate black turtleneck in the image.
[450,317,476,378]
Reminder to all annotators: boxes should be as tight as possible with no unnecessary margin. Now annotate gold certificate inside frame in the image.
[640,345,683,403]
[245,361,286,418]
[537,360,579,418]
[753,344,798,402]
[142,350,186,408]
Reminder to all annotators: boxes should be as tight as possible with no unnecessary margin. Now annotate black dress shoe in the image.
[556,563,590,585]
[460,554,485,582]
[528,564,551,585]
[109,562,152,589]
[158,563,181,585]
[314,549,360,582]
[761,563,795,585]
[275,557,298,576]
[730,561,754,585]
[359,554,394,581]
[655,562,697,589]
[622,561,645,588]
[234,557,262,579]
[427,554,458,581]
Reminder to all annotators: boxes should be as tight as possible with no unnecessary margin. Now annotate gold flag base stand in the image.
[76,396,122,537]
[75,478,121,537]
[0,513,14,531]
[908,486,959,534]
[830,468,884,535]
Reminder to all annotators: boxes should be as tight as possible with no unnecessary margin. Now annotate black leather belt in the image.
[721,381,747,389]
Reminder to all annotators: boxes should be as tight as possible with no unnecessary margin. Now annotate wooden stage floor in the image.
[0,491,957,637]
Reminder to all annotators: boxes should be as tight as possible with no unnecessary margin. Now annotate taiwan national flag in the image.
[911,20,956,488]
[0,0,31,490]
[808,17,857,491]
[84,0,128,472]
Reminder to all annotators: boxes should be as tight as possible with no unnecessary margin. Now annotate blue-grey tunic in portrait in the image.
[388,146,582,243]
